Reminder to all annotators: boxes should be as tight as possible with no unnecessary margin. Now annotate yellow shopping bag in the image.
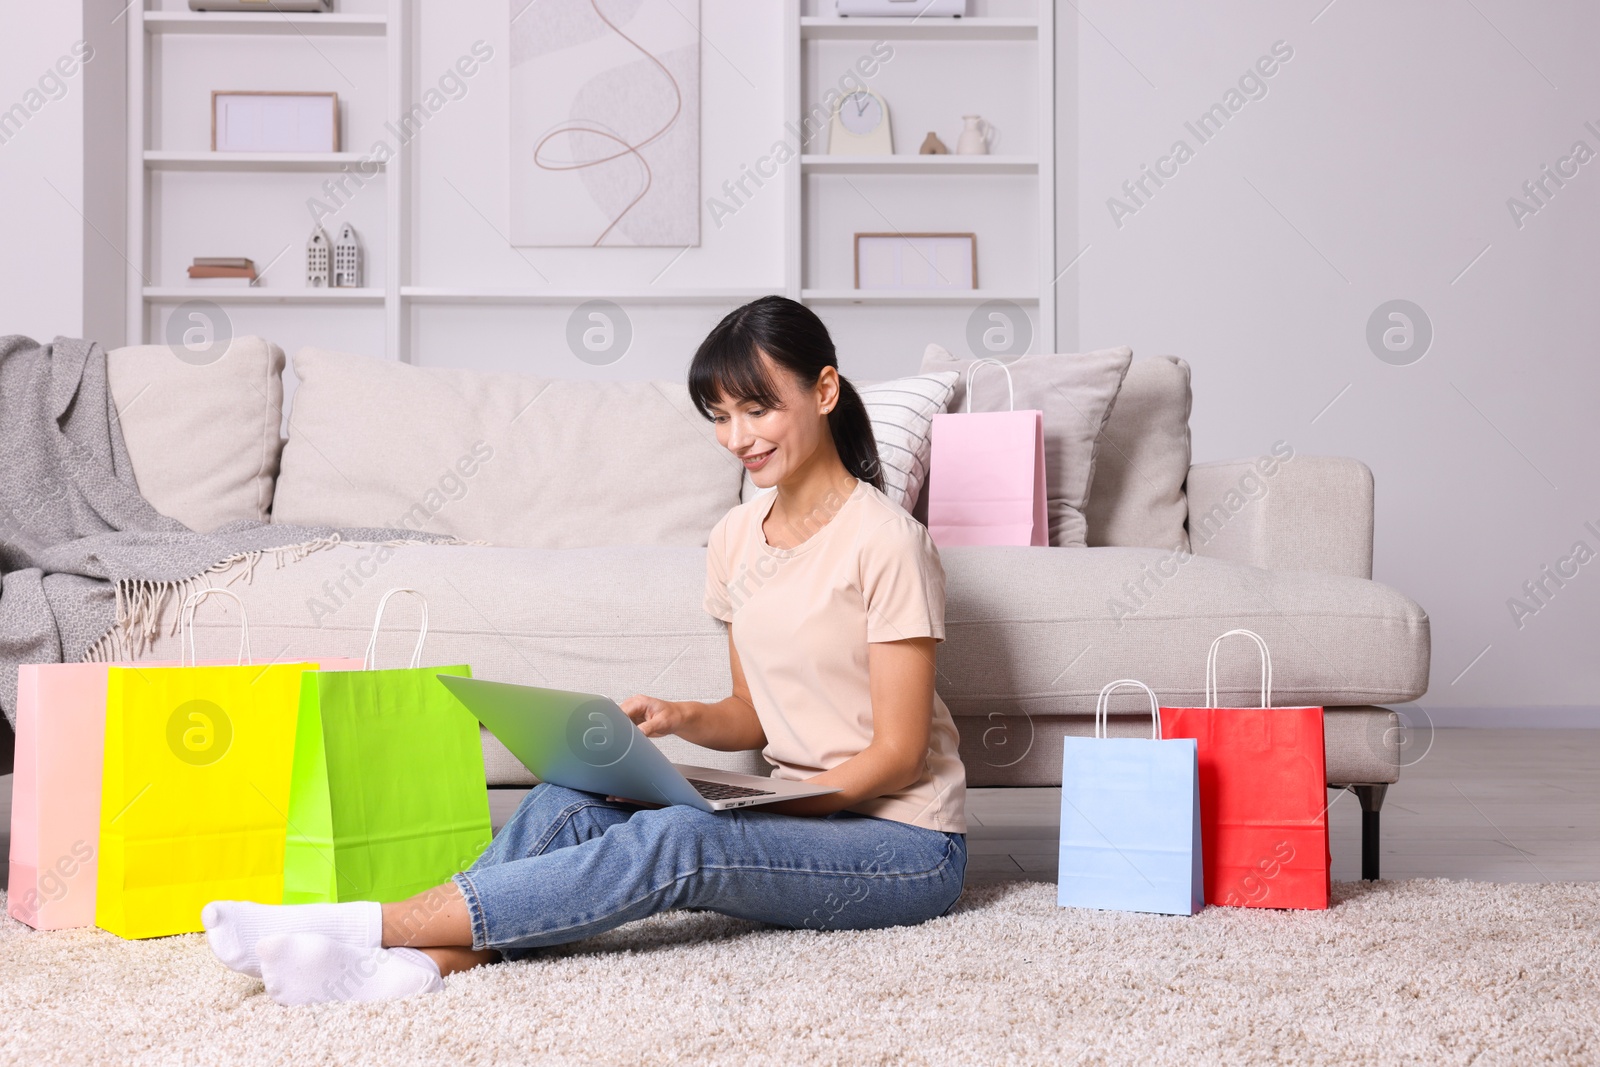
[96,589,346,939]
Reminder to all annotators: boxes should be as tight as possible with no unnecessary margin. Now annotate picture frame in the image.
[211,91,340,153]
[854,232,977,290]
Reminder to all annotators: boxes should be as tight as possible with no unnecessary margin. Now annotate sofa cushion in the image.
[935,544,1427,708]
[272,346,744,548]
[858,371,959,510]
[1188,454,1373,579]
[1085,356,1192,551]
[129,539,1429,787]
[106,335,285,532]
[920,343,1133,548]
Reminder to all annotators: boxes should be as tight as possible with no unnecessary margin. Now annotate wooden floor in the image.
[3,730,1596,891]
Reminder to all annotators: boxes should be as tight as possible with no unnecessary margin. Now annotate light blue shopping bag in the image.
[1057,680,1204,916]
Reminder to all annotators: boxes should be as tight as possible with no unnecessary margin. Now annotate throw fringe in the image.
[77,533,478,663]
[80,533,346,663]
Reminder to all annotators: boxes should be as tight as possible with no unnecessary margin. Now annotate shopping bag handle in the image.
[364,588,429,670]
[1205,628,1272,708]
[962,357,1016,413]
[1094,679,1162,740]
[179,588,252,667]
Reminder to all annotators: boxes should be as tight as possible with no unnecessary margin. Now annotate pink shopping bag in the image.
[926,357,1048,547]
[9,660,178,930]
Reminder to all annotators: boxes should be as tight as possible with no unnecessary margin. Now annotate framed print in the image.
[508,0,700,247]
[211,92,340,153]
[854,232,978,290]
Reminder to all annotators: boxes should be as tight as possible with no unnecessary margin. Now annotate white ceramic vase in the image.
[956,115,994,155]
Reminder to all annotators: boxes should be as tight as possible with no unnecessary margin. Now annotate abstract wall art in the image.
[509,0,701,247]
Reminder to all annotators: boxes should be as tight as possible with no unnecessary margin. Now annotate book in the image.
[187,277,256,288]
[187,266,257,279]
[191,257,255,269]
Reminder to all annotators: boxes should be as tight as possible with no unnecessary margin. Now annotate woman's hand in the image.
[616,636,767,752]
[618,694,690,739]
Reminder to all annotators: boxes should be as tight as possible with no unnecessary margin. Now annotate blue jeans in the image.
[451,784,967,959]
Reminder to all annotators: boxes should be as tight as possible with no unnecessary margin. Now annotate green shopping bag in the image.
[283,589,492,904]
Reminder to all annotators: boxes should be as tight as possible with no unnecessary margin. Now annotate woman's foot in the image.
[201,900,382,978]
[258,932,442,1006]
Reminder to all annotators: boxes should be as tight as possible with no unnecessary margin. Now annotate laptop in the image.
[436,675,840,812]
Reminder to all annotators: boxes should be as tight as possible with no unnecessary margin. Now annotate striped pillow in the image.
[740,371,959,513]
[858,371,961,510]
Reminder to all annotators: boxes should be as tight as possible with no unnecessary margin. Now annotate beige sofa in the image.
[102,337,1431,879]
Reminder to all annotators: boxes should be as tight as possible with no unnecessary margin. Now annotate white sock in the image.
[201,900,382,979]
[257,933,442,1006]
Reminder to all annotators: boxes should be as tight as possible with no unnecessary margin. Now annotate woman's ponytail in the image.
[827,376,883,493]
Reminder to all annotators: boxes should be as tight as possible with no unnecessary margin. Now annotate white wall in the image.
[0,1,124,345]
[1069,0,1600,712]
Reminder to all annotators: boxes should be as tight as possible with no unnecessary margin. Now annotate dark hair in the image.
[688,295,882,492]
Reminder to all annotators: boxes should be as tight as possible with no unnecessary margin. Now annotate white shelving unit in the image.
[785,0,1056,354]
[401,288,773,306]
[797,16,1038,41]
[800,154,1037,175]
[143,150,382,172]
[126,1,404,353]
[143,12,389,36]
[141,286,384,304]
[801,288,1039,305]
[127,1,1055,365]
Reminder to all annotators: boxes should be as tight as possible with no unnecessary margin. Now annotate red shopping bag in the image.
[1159,629,1330,910]
[926,358,1047,547]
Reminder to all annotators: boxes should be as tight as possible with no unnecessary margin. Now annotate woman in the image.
[201,295,968,1005]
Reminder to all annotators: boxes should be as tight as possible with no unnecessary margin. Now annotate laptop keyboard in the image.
[686,778,777,801]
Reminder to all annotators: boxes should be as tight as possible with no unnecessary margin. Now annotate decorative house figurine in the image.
[333,223,362,288]
[306,225,330,288]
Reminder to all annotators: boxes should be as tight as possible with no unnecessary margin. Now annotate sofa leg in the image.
[1349,784,1387,881]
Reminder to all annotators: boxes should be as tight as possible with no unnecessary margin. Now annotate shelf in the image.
[401,287,774,306]
[143,287,385,305]
[799,17,1037,40]
[801,154,1036,175]
[802,289,1038,305]
[144,151,382,173]
[145,12,388,37]
[123,6,1055,356]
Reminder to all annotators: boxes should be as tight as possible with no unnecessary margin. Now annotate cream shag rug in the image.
[2,879,1597,1066]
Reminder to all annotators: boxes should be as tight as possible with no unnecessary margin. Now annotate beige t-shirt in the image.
[703,478,967,833]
